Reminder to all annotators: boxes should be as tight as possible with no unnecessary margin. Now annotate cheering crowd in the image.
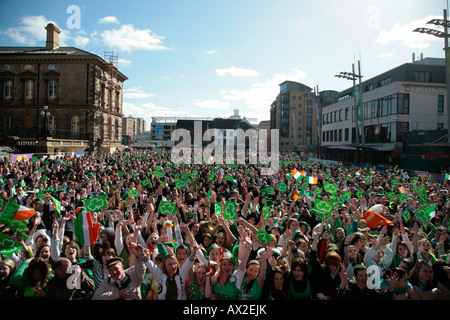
[0,148,449,301]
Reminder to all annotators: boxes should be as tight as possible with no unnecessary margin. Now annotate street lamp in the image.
[414,9,450,143]
[41,105,51,137]
[335,61,365,162]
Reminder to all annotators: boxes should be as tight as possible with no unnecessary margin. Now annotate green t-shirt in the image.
[213,278,239,300]
[238,278,263,300]
[289,279,311,300]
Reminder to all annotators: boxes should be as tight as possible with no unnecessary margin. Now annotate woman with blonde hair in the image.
[141,242,199,300]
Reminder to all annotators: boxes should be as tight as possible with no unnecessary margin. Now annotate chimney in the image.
[45,23,61,50]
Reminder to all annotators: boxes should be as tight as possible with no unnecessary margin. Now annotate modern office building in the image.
[320,56,449,168]
[0,23,128,153]
[270,81,323,156]
[122,116,146,144]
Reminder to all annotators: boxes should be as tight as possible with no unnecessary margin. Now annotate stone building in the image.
[0,23,128,153]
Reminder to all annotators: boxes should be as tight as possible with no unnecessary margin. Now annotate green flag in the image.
[323,182,338,195]
[416,208,431,224]
[224,201,237,220]
[254,228,272,245]
[175,178,187,189]
[0,233,23,255]
[50,196,62,217]
[214,203,222,215]
[154,171,165,178]
[342,191,352,203]
[402,210,411,224]
[84,194,108,212]
[278,182,287,193]
[141,179,151,187]
[262,204,270,220]
[314,199,333,215]
[158,201,177,215]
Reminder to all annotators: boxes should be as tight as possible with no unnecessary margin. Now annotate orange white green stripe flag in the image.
[291,169,305,182]
[0,201,36,221]
[306,176,318,184]
[399,186,407,194]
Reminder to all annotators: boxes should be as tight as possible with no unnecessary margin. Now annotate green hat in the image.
[206,243,221,259]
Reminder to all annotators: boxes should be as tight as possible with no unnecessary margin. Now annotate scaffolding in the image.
[103,50,119,149]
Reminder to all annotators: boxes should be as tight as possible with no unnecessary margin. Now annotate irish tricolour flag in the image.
[1,201,36,221]
[73,207,100,246]
[291,169,305,182]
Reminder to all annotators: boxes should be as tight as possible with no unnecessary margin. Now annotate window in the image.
[3,80,13,99]
[307,99,313,106]
[379,77,392,87]
[24,80,33,99]
[398,94,410,114]
[345,107,349,121]
[4,116,11,130]
[339,109,343,122]
[396,122,409,142]
[339,129,342,141]
[306,115,312,129]
[71,116,80,134]
[48,64,57,70]
[345,128,349,141]
[306,107,312,114]
[438,95,444,114]
[414,71,432,82]
[48,80,57,99]
[24,65,33,70]
[437,123,444,130]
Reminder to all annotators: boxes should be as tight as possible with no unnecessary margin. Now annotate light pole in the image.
[414,9,450,143]
[335,62,364,162]
[41,105,50,137]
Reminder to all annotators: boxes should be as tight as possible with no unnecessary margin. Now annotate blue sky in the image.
[0,0,447,129]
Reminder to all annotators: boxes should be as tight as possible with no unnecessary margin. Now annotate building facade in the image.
[122,116,146,144]
[0,23,128,153]
[270,81,321,155]
[320,57,448,166]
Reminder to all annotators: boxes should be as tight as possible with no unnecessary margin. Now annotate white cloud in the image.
[100,24,168,52]
[118,58,133,67]
[205,49,217,55]
[1,15,57,45]
[374,15,442,49]
[216,66,260,77]
[98,16,120,24]
[73,35,90,47]
[221,67,307,112]
[123,86,156,99]
[195,99,231,110]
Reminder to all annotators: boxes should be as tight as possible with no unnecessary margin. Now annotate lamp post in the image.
[414,9,450,143]
[335,62,364,162]
[41,105,50,137]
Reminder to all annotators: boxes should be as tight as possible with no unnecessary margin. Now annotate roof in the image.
[0,46,128,80]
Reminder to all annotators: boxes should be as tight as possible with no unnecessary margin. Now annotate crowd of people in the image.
[0,148,449,301]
